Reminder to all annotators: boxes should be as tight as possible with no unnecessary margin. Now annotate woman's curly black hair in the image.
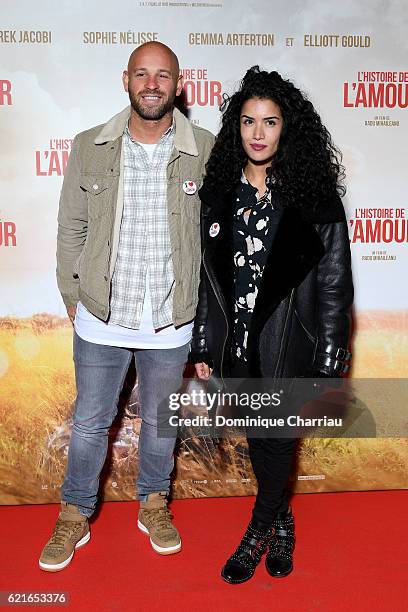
[205,66,346,209]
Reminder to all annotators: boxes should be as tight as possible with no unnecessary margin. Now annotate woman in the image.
[189,66,353,584]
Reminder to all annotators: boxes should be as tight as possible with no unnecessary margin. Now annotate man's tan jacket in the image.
[56,106,214,327]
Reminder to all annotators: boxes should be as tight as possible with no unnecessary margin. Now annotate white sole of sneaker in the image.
[137,519,182,555]
[38,530,91,572]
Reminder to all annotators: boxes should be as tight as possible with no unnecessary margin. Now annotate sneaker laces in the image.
[147,507,175,532]
[49,519,84,548]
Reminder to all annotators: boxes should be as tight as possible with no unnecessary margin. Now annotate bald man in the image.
[40,42,214,571]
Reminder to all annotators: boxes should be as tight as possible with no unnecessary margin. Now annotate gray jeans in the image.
[61,332,189,517]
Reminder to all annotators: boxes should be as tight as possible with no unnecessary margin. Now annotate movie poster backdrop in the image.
[0,0,407,504]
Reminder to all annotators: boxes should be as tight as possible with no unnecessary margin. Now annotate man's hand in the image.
[66,305,77,325]
[195,362,212,380]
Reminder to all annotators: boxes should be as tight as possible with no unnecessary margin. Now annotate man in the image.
[39,42,214,571]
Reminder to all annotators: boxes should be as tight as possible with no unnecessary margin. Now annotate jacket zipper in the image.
[203,250,229,384]
[294,309,316,343]
[274,288,295,378]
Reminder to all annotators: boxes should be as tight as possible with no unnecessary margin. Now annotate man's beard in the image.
[129,89,175,120]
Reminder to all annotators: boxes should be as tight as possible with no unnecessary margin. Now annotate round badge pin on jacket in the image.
[209,222,220,237]
[183,180,197,195]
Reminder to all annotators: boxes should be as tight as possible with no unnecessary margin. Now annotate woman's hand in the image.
[195,362,212,380]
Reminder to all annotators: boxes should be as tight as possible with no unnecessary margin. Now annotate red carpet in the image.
[1,491,407,611]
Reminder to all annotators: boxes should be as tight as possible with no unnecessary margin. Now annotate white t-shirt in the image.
[74,140,193,349]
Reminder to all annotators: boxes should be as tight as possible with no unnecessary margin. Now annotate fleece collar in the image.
[94,105,199,156]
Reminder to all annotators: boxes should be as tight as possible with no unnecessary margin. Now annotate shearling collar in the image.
[94,105,199,156]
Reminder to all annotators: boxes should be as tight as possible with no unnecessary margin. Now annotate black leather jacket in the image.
[189,182,354,381]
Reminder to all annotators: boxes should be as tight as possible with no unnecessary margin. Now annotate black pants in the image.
[229,358,297,525]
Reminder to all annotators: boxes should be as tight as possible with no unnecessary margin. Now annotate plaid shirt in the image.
[109,123,175,329]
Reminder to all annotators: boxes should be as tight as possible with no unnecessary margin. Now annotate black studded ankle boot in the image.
[221,520,273,585]
[265,509,295,578]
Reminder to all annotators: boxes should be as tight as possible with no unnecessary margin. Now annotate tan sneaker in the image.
[138,492,181,555]
[39,502,90,572]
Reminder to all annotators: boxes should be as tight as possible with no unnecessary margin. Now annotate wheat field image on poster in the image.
[0,311,407,505]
